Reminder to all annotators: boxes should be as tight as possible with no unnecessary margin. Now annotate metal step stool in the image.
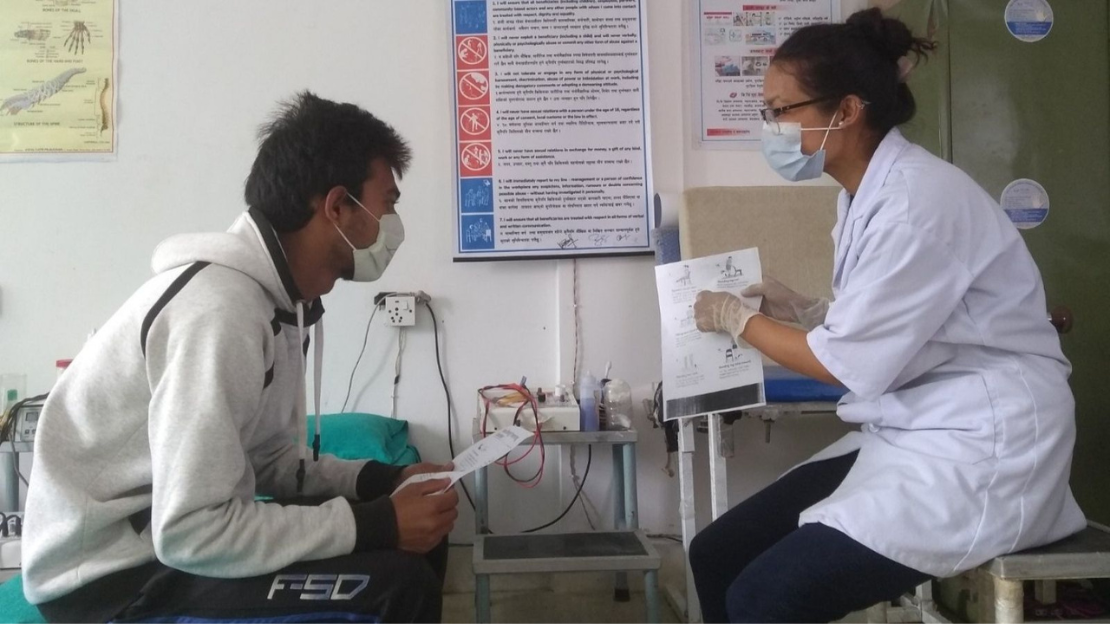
[473,530,662,623]
[979,524,1110,623]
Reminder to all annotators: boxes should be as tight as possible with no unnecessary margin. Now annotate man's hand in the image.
[394,462,453,491]
[391,478,460,554]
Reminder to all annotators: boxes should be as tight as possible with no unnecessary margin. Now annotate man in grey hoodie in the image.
[23,92,459,623]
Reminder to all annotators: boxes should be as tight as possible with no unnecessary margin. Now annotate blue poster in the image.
[453,1,488,35]
[451,0,653,260]
[460,215,495,251]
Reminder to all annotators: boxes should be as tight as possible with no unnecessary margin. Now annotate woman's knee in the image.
[689,526,719,575]
[725,571,790,623]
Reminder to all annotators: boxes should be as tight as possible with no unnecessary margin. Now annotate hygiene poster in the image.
[696,0,839,149]
[450,0,654,260]
[0,0,117,159]
[655,247,766,421]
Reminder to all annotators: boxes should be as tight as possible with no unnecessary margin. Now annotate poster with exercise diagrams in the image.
[0,0,117,158]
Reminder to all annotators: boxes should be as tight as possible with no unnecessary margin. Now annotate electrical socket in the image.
[384,295,416,326]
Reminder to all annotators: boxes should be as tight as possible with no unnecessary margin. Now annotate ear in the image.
[320,186,350,224]
[837,95,867,129]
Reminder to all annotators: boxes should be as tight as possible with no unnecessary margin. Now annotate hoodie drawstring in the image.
[313,318,323,461]
[294,301,325,495]
[295,304,307,494]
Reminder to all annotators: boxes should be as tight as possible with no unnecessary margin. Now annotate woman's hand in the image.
[694,291,760,341]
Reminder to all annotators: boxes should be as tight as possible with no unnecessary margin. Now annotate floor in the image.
[442,589,682,624]
[438,541,870,623]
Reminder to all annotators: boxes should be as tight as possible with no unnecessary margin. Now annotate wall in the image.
[0,0,863,536]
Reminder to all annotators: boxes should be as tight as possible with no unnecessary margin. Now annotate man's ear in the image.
[319,186,349,223]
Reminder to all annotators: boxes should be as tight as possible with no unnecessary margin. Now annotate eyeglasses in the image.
[759,96,839,123]
[761,97,870,135]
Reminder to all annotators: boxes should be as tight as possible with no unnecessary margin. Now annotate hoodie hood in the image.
[151,208,322,325]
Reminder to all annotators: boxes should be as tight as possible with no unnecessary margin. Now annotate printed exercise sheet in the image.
[393,426,533,494]
[655,248,766,420]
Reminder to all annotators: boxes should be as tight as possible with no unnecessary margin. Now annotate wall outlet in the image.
[384,295,416,326]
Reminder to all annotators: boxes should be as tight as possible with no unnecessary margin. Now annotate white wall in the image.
[0,0,864,536]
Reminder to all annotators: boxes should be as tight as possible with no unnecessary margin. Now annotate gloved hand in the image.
[694,291,760,343]
[741,277,829,331]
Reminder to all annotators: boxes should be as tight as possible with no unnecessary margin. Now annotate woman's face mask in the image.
[760,110,842,182]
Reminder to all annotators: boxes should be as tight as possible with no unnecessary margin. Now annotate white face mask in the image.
[333,193,405,282]
[761,112,841,182]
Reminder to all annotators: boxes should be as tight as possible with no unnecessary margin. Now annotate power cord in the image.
[523,445,591,533]
[389,328,407,419]
[341,302,382,413]
[426,298,591,534]
[424,301,477,511]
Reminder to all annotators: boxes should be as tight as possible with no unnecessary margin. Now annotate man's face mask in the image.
[333,193,405,282]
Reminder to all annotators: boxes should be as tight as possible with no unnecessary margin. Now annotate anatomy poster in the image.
[0,0,116,158]
[696,0,838,148]
[655,247,765,421]
[450,0,653,260]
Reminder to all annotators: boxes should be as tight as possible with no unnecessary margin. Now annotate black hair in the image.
[244,91,412,232]
[772,8,937,137]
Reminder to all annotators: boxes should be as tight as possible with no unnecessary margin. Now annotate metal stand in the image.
[472,431,661,623]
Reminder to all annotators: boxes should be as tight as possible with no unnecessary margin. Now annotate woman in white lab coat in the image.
[690,9,1086,623]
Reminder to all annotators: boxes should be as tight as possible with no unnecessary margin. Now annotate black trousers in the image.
[689,452,932,623]
[40,498,447,623]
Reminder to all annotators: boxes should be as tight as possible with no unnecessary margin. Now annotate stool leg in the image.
[644,570,661,623]
[1034,580,1056,605]
[994,577,1024,623]
[613,445,630,602]
[476,574,491,623]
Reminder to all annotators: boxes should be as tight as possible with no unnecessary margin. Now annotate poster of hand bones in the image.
[1,0,117,159]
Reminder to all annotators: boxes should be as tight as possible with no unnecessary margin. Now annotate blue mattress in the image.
[764,366,846,403]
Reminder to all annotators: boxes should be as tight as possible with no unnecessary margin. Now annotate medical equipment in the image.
[476,386,580,433]
[8,400,42,444]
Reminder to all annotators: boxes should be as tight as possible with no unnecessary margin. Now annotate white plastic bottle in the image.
[578,371,600,432]
[602,378,633,431]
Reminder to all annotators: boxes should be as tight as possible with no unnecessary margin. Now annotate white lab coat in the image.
[801,128,1086,577]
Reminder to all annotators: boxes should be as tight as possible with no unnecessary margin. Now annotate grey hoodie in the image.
[23,209,400,605]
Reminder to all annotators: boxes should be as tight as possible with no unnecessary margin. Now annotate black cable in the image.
[523,445,591,533]
[341,302,382,413]
[424,301,476,511]
[15,462,28,487]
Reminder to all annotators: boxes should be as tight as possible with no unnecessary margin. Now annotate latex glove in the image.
[741,277,829,331]
[694,291,760,343]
